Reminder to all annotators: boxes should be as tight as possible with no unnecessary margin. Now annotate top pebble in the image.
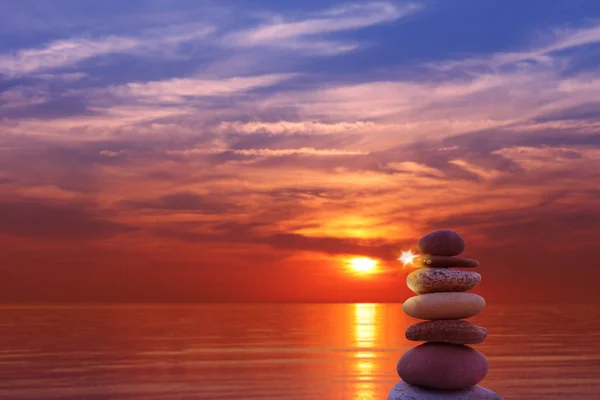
[418,229,465,256]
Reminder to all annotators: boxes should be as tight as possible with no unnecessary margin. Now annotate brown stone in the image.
[418,230,465,256]
[407,268,481,294]
[415,255,480,269]
[397,343,488,390]
[405,320,488,344]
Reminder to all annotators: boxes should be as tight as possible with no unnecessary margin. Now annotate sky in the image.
[1,0,599,303]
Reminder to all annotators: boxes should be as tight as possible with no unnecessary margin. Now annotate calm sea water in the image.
[0,303,598,400]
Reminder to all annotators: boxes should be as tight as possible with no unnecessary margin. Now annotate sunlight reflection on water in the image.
[353,304,377,400]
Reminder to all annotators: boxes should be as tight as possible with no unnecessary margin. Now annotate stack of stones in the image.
[388,230,502,400]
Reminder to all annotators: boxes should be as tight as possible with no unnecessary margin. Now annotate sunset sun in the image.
[348,257,378,274]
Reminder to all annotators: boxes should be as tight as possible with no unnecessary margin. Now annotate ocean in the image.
[0,303,598,399]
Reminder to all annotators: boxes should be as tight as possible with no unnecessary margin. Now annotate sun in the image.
[348,257,378,274]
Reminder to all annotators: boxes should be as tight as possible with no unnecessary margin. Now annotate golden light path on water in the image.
[348,252,414,398]
[353,303,378,400]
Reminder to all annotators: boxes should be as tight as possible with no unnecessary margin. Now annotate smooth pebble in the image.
[403,292,486,320]
[397,343,488,390]
[405,319,488,344]
[418,230,465,256]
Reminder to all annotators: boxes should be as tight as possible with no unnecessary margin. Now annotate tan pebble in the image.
[403,292,486,320]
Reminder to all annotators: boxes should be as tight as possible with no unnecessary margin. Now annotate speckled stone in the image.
[397,343,488,390]
[388,381,503,400]
[418,230,466,256]
[407,268,481,294]
[406,320,488,344]
[403,292,486,320]
[415,255,480,269]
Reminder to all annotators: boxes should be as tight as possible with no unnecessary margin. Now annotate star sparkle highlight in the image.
[398,250,417,267]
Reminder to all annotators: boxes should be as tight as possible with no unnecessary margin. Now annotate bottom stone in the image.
[388,381,503,400]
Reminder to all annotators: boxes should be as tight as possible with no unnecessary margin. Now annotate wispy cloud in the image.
[110,73,298,103]
[33,72,88,82]
[166,147,368,157]
[0,2,420,79]
[216,121,379,135]
[0,37,140,78]
[0,86,47,109]
[240,2,417,41]
[228,147,368,156]
[224,1,421,54]
[432,23,600,71]
[0,25,215,78]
